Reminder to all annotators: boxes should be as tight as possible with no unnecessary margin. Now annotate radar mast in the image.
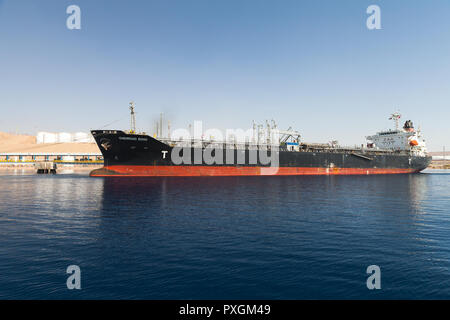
[389,112,401,131]
[129,101,136,134]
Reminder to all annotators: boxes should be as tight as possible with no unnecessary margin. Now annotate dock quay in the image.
[0,153,103,166]
[428,152,449,169]
[35,161,57,174]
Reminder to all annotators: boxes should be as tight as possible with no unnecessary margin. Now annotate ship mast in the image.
[129,101,136,134]
[389,112,401,131]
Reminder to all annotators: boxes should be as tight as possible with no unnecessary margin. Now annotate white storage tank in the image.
[57,132,73,143]
[36,132,46,144]
[43,132,57,144]
[36,132,93,143]
[74,132,90,143]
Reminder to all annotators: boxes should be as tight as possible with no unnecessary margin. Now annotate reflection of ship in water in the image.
[99,171,431,214]
[405,173,430,214]
[100,177,170,215]
[339,173,431,219]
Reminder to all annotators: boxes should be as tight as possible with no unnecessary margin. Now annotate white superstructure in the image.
[366,113,427,156]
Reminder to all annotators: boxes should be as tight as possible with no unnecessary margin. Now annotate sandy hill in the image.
[0,132,100,154]
[0,132,35,145]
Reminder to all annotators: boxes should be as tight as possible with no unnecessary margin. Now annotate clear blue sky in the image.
[0,0,449,151]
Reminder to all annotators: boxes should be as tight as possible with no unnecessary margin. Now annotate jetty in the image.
[35,162,57,174]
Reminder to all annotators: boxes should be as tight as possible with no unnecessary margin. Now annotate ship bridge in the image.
[366,113,427,156]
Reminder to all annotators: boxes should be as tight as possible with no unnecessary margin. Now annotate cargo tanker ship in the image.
[90,105,431,177]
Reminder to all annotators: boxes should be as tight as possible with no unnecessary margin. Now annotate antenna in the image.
[389,112,401,131]
[266,120,271,144]
[168,120,171,139]
[257,124,264,145]
[252,121,256,144]
[160,113,163,137]
[271,119,277,129]
[129,101,136,134]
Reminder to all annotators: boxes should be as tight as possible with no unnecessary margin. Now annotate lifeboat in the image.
[409,140,419,146]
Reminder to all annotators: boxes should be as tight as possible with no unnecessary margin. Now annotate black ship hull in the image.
[90,130,432,176]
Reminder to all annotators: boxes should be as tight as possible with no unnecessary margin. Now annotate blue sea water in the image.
[0,170,449,299]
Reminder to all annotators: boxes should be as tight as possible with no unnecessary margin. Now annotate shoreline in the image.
[0,166,447,176]
[0,165,101,174]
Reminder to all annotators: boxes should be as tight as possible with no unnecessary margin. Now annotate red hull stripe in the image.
[90,165,420,177]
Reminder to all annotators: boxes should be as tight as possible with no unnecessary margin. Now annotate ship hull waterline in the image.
[90,165,421,177]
